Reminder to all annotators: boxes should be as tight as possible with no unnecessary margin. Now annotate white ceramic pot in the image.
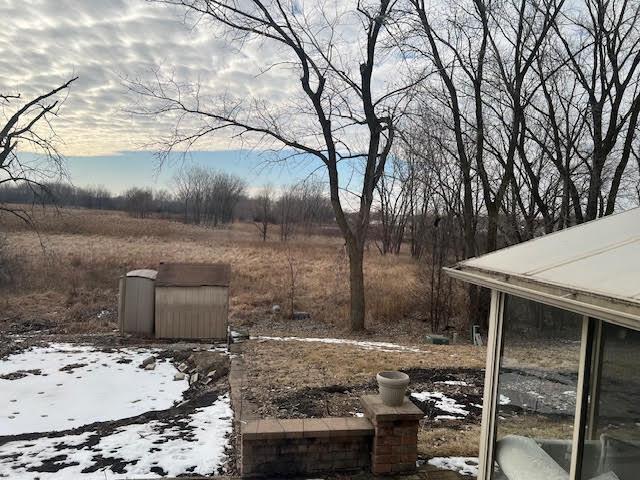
[376,371,410,406]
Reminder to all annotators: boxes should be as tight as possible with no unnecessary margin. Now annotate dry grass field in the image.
[0,207,445,336]
[0,206,485,461]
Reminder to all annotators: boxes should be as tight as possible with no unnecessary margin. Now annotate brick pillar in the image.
[360,394,422,476]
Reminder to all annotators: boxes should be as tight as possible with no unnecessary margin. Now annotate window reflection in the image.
[580,323,640,480]
[491,295,582,480]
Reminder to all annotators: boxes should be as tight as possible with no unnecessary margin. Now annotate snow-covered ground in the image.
[0,343,188,435]
[0,342,233,479]
[411,391,470,420]
[0,395,233,479]
[428,457,479,477]
[437,380,471,386]
[254,335,423,353]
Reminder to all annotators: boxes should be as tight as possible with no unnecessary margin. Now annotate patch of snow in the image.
[428,457,479,477]
[499,394,511,405]
[253,336,423,353]
[411,391,469,417]
[0,395,233,479]
[0,343,188,435]
[563,390,576,396]
[435,415,463,421]
[436,380,470,386]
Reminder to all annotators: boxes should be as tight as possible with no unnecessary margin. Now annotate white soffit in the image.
[445,208,640,323]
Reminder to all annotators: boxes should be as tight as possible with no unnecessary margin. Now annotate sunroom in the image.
[445,208,640,480]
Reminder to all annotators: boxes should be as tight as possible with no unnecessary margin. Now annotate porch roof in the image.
[444,208,640,327]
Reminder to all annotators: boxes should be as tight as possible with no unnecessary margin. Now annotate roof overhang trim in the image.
[444,266,640,330]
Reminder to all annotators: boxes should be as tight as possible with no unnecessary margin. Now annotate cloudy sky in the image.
[1,0,321,193]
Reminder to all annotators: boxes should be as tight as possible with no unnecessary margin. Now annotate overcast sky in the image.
[1,0,313,192]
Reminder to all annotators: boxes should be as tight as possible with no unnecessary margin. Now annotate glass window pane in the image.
[580,322,640,480]
[490,295,583,480]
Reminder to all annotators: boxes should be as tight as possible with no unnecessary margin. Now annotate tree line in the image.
[0,166,335,237]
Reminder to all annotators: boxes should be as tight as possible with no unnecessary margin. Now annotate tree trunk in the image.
[486,203,499,253]
[347,240,366,331]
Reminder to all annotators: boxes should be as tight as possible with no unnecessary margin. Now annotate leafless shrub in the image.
[0,233,19,288]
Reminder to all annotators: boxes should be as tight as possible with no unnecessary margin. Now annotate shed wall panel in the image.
[119,276,155,335]
[155,285,228,339]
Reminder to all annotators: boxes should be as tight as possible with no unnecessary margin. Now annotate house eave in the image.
[444,265,640,330]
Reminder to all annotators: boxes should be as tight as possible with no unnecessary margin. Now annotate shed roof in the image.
[126,269,157,280]
[445,208,640,327]
[155,263,231,288]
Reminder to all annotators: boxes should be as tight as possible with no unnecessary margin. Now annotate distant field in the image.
[0,206,452,337]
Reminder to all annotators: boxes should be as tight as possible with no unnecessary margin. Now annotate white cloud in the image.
[0,0,415,174]
[0,0,295,156]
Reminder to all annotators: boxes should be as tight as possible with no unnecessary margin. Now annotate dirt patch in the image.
[251,367,485,422]
[59,363,87,372]
[27,454,81,473]
[0,369,42,380]
[7,318,56,334]
[270,383,373,418]
[241,337,485,421]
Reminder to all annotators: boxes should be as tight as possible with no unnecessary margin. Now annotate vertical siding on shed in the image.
[155,285,228,339]
[119,276,155,335]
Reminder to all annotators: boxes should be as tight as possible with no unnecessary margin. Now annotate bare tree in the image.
[124,187,154,218]
[285,247,298,319]
[0,77,77,223]
[408,0,486,259]
[375,156,410,255]
[254,185,273,241]
[176,166,210,224]
[554,0,640,220]
[130,1,417,330]
[205,172,246,226]
[174,166,245,225]
[276,184,297,242]
[275,181,333,240]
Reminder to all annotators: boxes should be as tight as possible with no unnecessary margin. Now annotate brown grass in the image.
[497,414,575,440]
[503,340,581,371]
[419,424,482,457]
[243,339,486,389]
[1,207,468,334]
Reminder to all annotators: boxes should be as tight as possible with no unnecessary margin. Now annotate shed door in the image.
[122,277,155,334]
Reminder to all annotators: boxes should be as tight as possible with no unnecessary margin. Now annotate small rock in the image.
[230,330,250,342]
[139,356,156,369]
[271,304,281,314]
[207,370,217,378]
[173,372,186,381]
[292,311,311,320]
[189,373,199,385]
[178,363,189,372]
[144,363,156,370]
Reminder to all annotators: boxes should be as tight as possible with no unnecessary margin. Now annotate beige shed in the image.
[118,269,157,336]
[154,262,230,340]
